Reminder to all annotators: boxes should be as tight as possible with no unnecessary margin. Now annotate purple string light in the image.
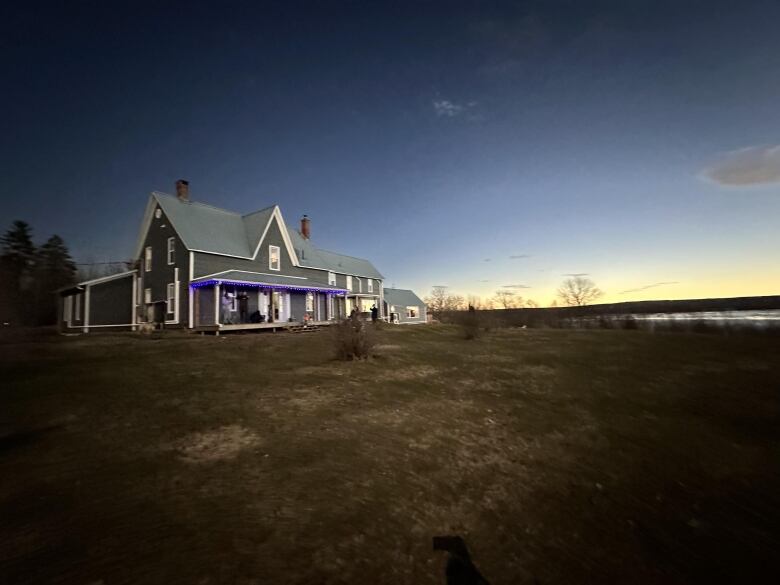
[190,279,348,294]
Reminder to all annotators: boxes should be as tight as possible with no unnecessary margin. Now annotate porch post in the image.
[214,283,221,326]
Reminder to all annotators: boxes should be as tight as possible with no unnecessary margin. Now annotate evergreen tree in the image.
[0,220,36,290]
[0,221,36,324]
[34,235,77,324]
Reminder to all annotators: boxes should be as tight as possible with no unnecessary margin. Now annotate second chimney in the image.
[175,179,190,201]
[301,214,311,239]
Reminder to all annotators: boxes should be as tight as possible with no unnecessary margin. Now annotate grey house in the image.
[59,180,387,332]
[383,288,427,324]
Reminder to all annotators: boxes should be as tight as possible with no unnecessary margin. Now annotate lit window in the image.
[346,275,352,291]
[406,306,418,318]
[166,283,176,314]
[144,288,152,304]
[367,279,373,293]
[328,271,336,286]
[167,237,175,265]
[269,245,280,271]
[145,247,152,272]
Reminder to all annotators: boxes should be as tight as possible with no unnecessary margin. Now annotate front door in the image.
[269,291,280,322]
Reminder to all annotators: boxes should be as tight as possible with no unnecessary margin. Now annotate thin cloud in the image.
[563,273,588,277]
[479,279,491,283]
[702,145,780,186]
[502,284,531,289]
[483,258,492,262]
[432,100,465,117]
[619,281,679,295]
[509,254,531,259]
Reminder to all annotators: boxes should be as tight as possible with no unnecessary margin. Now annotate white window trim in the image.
[166,283,176,314]
[269,245,281,271]
[167,237,175,265]
[145,246,152,272]
[357,278,362,293]
[328,271,336,286]
[346,275,352,291]
[367,279,373,293]
[407,306,419,318]
[144,288,152,304]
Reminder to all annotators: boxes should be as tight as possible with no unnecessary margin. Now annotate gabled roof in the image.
[287,227,384,279]
[384,288,425,308]
[135,191,383,279]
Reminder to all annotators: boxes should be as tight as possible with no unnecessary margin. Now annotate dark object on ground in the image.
[433,535,491,585]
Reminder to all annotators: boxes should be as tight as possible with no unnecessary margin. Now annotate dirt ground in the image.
[1,325,779,584]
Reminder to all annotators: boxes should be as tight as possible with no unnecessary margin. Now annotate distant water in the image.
[633,309,780,323]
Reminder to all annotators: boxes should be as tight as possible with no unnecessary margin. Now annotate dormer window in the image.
[328,271,336,286]
[269,245,280,271]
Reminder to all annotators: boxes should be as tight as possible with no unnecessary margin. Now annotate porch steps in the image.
[288,324,324,334]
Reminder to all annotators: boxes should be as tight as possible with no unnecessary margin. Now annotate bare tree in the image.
[493,290,521,309]
[525,299,539,308]
[557,276,604,307]
[424,286,464,316]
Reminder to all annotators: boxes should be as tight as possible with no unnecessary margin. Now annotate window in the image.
[346,275,352,291]
[367,279,373,293]
[155,208,162,219]
[145,246,152,271]
[328,271,336,286]
[306,292,314,312]
[269,245,280,271]
[74,293,81,321]
[144,288,152,304]
[357,278,362,293]
[166,283,176,314]
[406,306,418,318]
[167,237,175,265]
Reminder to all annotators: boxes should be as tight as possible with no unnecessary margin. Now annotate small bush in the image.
[459,311,482,340]
[333,314,376,360]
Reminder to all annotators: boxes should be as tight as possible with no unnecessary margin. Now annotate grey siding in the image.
[192,216,330,285]
[289,292,306,321]
[138,204,189,327]
[89,276,134,325]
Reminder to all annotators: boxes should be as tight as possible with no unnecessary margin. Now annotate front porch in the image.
[190,274,349,330]
[194,320,333,335]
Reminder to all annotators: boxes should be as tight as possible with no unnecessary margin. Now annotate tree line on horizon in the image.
[424,277,604,317]
[0,220,78,326]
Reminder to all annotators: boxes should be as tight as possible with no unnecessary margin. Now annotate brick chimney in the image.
[175,179,190,201]
[300,214,311,239]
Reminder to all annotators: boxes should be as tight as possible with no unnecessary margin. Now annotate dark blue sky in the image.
[2,0,779,303]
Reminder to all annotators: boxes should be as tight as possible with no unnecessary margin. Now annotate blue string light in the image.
[190,279,348,294]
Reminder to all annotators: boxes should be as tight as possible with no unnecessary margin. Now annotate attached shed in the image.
[383,288,426,324]
[59,271,137,333]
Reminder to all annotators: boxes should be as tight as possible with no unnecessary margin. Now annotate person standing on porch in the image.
[371,304,378,323]
[222,291,232,324]
[237,291,249,323]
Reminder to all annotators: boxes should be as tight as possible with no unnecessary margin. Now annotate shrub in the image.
[333,314,376,360]
[459,311,482,340]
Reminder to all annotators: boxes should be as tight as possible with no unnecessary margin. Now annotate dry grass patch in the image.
[173,424,261,462]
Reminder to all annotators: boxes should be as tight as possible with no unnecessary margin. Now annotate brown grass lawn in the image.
[1,325,779,584]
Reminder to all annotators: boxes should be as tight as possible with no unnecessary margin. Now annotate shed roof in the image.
[191,270,347,292]
[383,288,425,308]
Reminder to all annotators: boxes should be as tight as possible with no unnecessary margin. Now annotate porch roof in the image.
[190,270,347,293]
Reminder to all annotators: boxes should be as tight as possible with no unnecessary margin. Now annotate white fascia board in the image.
[133,195,158,260]
[77,270,137,287]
